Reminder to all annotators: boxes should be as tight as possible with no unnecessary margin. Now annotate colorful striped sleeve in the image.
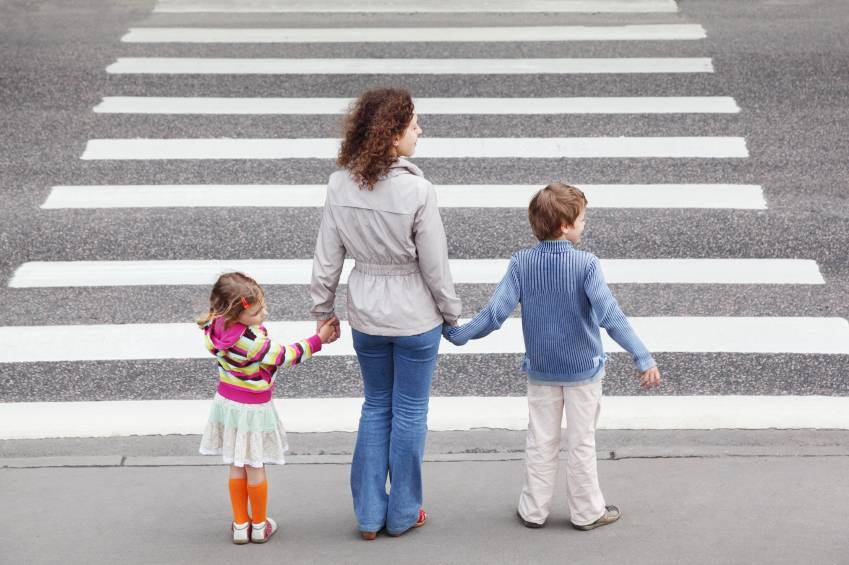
[245,329,323,368]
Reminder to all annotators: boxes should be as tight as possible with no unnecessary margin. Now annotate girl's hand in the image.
[318,317,339,344]
[637,367,661,390]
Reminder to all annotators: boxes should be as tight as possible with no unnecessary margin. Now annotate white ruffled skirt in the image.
[199,393,289,468]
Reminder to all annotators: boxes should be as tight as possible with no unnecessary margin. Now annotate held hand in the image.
[637,367,661,390]
[441,323,468,346]
[318,316,340,344]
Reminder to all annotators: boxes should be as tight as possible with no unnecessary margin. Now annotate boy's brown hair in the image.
[197,272,264,328]
[527,182,588,241]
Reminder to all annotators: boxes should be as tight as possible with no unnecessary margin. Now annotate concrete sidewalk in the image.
[2,431,848,564]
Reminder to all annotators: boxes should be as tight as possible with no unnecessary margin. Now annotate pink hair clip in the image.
[240,297,250,309]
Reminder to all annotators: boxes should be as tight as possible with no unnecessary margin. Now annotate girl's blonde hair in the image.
[197,272,264,328]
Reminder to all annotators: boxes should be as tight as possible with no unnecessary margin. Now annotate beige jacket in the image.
[310,158,462,336]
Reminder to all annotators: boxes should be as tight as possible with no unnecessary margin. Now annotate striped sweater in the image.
[203,317,322,404]
[443,240,655,383]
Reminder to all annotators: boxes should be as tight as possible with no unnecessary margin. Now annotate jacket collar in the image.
[536,240,574,253]
[387,157,424,178]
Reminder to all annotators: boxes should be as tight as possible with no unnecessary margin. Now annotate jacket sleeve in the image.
[413,183,463,325]
[583,257,656,371]
[310,195,346,321]
[247,332,322,368]
[444,256,521,345]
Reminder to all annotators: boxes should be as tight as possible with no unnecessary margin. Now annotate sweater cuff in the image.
[635,355,656,372]
[306,335,322,354]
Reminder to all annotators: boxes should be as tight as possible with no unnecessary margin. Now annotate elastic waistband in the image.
[353,261,420,276]
[217,382,272,405]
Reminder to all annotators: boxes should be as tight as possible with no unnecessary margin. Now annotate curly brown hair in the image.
[337,87,415,190]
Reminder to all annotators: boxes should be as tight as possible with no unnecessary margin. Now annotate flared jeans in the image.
[350,325,441,534]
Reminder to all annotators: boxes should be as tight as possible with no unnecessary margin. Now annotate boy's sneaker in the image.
[251,517,278,543]
[516,510,544,529]
[231,521,250,545]
[571,505,621,531]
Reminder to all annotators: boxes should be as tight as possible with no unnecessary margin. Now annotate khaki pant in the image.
[517,379,605,526]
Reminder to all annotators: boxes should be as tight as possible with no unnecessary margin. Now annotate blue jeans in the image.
[350,325,441,534]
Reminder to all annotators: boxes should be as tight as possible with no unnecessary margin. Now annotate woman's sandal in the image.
[387,509,427,537]
[412,509,427,529]
[360,530,378,541]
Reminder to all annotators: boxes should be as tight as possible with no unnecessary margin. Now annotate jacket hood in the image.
[206,317,247,349]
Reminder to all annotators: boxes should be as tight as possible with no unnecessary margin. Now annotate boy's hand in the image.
[441,323,468,346]
[318,316,339,344]
[637,367,661,389]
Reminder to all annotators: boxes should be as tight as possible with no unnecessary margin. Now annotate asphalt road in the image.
[1,0,848,402]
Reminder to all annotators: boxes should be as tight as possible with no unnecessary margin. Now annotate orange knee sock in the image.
[228,478,250,524]
[247,480,268,525]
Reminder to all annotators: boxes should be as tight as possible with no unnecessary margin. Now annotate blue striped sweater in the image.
[443,240,656,383]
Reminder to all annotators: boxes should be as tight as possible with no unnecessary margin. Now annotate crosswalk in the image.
[3,0,848,438]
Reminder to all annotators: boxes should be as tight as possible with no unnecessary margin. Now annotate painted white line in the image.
[9,259,824,288]
[2,395,848,439]
[94,96,740,115]
[153,0,679,14]
[80,137,748,160]
[0,317,847,364]
[105,57,713,75]
[42,184,765,210]
[123,25,705,43]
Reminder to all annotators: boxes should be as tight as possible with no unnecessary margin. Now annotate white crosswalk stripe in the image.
[122,25,707,43]
[8,258,825,288]
[93,96,741,115]
[105,57,714,75]
[153,0,680,14]
[80,137,749,160]
[42,184,766,210]
[1,318,848,364]
[4,396,849,440]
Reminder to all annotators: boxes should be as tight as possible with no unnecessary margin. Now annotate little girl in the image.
[198,272,337,544]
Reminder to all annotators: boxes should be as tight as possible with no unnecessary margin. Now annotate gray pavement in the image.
[2,430,848,564]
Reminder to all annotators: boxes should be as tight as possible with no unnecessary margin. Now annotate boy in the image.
[443,182,661,530]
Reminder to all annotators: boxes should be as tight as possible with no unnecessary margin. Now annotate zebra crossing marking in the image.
[152,0,679,14]
[41,184,765,210]
[93,96,741,115]
[80,137,749,160]
[105,57,714,75]
[122,25,706,43]
[1,317,847,363]
[8,259,825,288]
[4,395,849,439]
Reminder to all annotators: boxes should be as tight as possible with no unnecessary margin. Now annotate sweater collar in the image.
[536,240,574,253]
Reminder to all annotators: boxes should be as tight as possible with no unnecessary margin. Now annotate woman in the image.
[310,87,461,539]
